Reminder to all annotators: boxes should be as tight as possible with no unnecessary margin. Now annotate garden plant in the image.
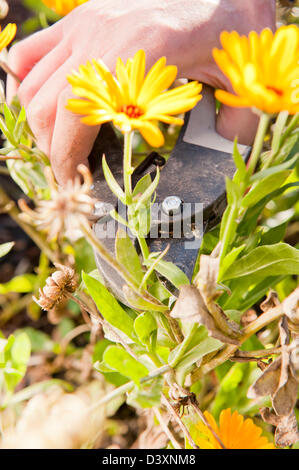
[0,0,298,450]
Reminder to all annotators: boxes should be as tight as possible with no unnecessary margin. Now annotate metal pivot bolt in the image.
[162,196,182,216]
[94,201,111,218]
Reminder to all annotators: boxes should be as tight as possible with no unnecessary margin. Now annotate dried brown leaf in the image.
[261,408,299,448]
[248,318,298,416]
[273,318,298,416]
[283,287,299,326]
[170,285,240,345]
[193,255,241,341]
[260,290,280,312]
[247,357,281,399]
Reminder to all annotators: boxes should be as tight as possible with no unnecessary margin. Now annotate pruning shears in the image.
[89,86,250,303]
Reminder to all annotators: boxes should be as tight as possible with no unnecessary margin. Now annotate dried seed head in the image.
[34,264,79,311]
[19,164,96,241]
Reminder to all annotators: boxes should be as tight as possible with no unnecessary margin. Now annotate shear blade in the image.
[90,86,250,302]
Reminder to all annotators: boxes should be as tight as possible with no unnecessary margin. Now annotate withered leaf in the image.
[248,317,298,417]
[194,255,220,300]
[247,357,281,399]
[273,317,298,416]
[283,287,299,326]
[260,290,280,312]
[170,285,240,345]
[261,408,299,448]
[193,255,241,341]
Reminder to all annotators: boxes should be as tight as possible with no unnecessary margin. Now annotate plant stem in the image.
[161,394,199,449]
[0,187,59,264]
[154,408,182,449]
[191,303,283,382]
[247,113,271,176]
[70,293,139,361]
[190,401,226,449]
[138,235,149,261]
[88,364,172,410]
[80,223,164,309]
[0,61,21,84]
[123,131,134,203]
[170,324,198,368]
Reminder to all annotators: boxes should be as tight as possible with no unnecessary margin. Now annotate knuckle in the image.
[27,101,52,131]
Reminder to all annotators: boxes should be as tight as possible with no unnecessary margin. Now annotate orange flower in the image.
[213,26,299,114]
[0,23,16,51]
[67,50,202,147]
[42,0,88,16]
[196,409,275,449]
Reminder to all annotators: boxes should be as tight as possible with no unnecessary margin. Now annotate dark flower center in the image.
[266,86,284,97]
[121,104,143,118]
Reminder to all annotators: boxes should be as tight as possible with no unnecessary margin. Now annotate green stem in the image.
[191,303,283,382]
[123,131,134,203]
[88,364,172,410]
[247,113,271,176]
[263,111,289,170]
[138,235,149,261]
[80,223,165,309]
[170,324,198,368]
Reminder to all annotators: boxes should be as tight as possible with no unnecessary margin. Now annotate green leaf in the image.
[103,345,148,385]
[0,274,38,294]
[238,182,299,236]
[134,312,157,346]
[82,272,136,340]
[123,286,168,312]
[175,337,222,371]
[211,362,263,419]
[271,111,289,157]
[135,168,160,210]
[3,103,16,135]
[127,377,163,408]
[242,170,291,208]
[14,107,27,142]
[232,139,247,185]
[260,222,287,246]
[145,259,189,289]
[102,155,126,203]
[20,327,54,353]
[222,243,299,282]
[275,132,298,165]
[219,177,240,260]
[251,153,299,183]
[132,174,152,198]
[11,333,31,367]
[218,245,245,281]
[115,229,144,284]
[0,242,14,258]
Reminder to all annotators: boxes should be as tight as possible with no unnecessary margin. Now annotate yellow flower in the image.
[195,409,275,449]
[42,0,88,16]
[213,26,299,114]
[0,23,16,51]
[66,50,202,147]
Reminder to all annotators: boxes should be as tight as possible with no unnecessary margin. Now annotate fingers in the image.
[50,86,100,185]
[17,42,71,109]
[7,21,63,102]
[25,55,78,155]
[216,105,259,146]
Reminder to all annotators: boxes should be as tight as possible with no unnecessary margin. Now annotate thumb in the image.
[216,104,259,146]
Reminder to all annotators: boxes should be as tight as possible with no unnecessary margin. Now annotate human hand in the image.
[7,0,276,184]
